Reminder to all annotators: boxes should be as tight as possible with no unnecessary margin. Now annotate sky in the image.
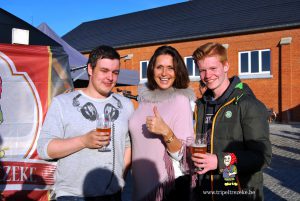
[1,0,187,37]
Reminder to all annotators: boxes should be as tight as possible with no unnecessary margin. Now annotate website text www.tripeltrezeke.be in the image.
[203,190,255,196]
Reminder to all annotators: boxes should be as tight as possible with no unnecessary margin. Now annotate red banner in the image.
[0,43,73,200]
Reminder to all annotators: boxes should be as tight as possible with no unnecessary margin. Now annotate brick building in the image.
[63,0,300,122]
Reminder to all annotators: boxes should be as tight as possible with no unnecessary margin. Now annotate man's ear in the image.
[87,64,93,76]
[223,61,229,73]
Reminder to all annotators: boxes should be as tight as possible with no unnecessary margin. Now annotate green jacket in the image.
[195,78,272,201]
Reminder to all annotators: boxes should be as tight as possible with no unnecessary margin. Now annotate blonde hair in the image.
[192,42,227,64]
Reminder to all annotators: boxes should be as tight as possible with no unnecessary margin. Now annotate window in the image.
[140,60,149,81]
[239,49,271,79]
[185,56,199,79]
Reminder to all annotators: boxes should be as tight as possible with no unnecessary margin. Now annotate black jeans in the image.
[163,175,191,201]
[56,191,121,201]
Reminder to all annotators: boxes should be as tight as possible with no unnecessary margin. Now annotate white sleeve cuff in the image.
[167,146,184,161]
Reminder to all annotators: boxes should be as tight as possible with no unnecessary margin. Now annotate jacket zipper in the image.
[210,97,236,201]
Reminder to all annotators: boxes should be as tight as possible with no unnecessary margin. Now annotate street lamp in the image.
[121,54,133,61]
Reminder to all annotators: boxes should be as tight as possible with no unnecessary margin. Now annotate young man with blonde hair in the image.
[191,42,272,201]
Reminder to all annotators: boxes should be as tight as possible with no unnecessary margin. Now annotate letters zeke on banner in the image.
[0,43,73,200]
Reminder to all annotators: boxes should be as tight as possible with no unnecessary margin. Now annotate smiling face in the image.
[153,54,176,90]
[197,55,230,99]
[224,155,231,167]
[87,58,120,98]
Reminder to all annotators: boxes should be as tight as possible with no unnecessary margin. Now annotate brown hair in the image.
[87,45,120,70]
[147,45,190,90]
[192,42,228,64]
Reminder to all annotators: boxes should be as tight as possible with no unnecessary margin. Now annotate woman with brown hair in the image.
[129,45,195,201]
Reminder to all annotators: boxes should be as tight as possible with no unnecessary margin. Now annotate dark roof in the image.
[63,0,300,52]
[37,23,140,85]
[0,8,61,46]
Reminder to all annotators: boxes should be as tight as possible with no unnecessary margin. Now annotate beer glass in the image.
[190,133,207,155]
[187,132,207,171]
[96,113,111,152]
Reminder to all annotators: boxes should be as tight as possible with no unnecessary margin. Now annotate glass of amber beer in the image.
[96,113,111,152]
[187,132,207,171]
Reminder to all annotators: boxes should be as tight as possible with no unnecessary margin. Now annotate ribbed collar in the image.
[138,84,195,103]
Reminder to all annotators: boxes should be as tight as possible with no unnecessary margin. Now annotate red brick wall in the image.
[86,28,300,122]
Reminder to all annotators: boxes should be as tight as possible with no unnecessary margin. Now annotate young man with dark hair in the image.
[38,45,134,201]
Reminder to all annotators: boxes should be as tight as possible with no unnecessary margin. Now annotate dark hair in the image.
[87,45,120,70]
[192,42,227,64]
[147,46,190,90]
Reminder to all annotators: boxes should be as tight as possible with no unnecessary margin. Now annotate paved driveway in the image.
[122,123,300,201]
[263,123,300,201]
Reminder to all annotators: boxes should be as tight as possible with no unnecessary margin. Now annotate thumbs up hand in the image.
[146,106,170,136]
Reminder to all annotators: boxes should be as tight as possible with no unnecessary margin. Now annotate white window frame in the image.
[140,60,149,83]
[238,49,272,79]
[184,56,199,81]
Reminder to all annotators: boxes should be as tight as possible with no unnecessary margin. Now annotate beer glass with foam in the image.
[188,132,207,171]
[96,113,111,152]
[190,133,207,155]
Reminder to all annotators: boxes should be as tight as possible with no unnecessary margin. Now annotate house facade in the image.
[63,0,300,122]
